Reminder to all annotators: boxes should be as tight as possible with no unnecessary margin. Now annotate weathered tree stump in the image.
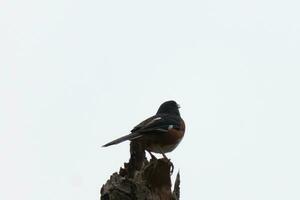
[100,142,180,200]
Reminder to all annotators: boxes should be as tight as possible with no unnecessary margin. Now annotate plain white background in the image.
[1,0,300,199]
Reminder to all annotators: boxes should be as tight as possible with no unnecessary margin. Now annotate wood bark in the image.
[100,142,180,200]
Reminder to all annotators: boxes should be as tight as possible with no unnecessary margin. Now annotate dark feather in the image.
[131,114,181,135]
[102,132,141,147]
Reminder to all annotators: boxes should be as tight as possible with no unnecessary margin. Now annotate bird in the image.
[102,100,185,159]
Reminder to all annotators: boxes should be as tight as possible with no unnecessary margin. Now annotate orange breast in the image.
[144,119,185,147]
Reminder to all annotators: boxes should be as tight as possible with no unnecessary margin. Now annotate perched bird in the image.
[102,100,185,159]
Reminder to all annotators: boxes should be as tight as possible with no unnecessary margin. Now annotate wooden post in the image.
[100,142,180,200]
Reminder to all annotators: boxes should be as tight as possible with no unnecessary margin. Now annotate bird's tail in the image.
[102,132,142,147]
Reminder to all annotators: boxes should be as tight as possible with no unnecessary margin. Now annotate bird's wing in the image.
[131,114,181,134]
[102,114,181,147]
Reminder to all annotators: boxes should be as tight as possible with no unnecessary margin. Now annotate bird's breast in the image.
[145,120,185,153]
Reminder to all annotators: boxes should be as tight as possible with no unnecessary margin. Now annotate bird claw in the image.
[170,161,174,174]
[161,157,174,174]
[147,150,157,161]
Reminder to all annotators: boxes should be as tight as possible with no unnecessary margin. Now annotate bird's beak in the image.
[177,103,181,108]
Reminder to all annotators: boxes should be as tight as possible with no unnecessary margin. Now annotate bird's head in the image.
[156,100,180,116]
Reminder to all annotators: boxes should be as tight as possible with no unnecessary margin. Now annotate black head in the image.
[156,100,180,116]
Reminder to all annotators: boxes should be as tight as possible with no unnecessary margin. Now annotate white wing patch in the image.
[168,125,174,130]
[145,117,162,126]
[153,117,162,121]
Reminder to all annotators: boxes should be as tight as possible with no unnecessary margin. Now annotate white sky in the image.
[1,0,300,199]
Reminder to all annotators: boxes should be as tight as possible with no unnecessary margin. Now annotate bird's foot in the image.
[161,156,174,174]
[169,160,174,174]
[158,150,174,174]
[147,150,157,161]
